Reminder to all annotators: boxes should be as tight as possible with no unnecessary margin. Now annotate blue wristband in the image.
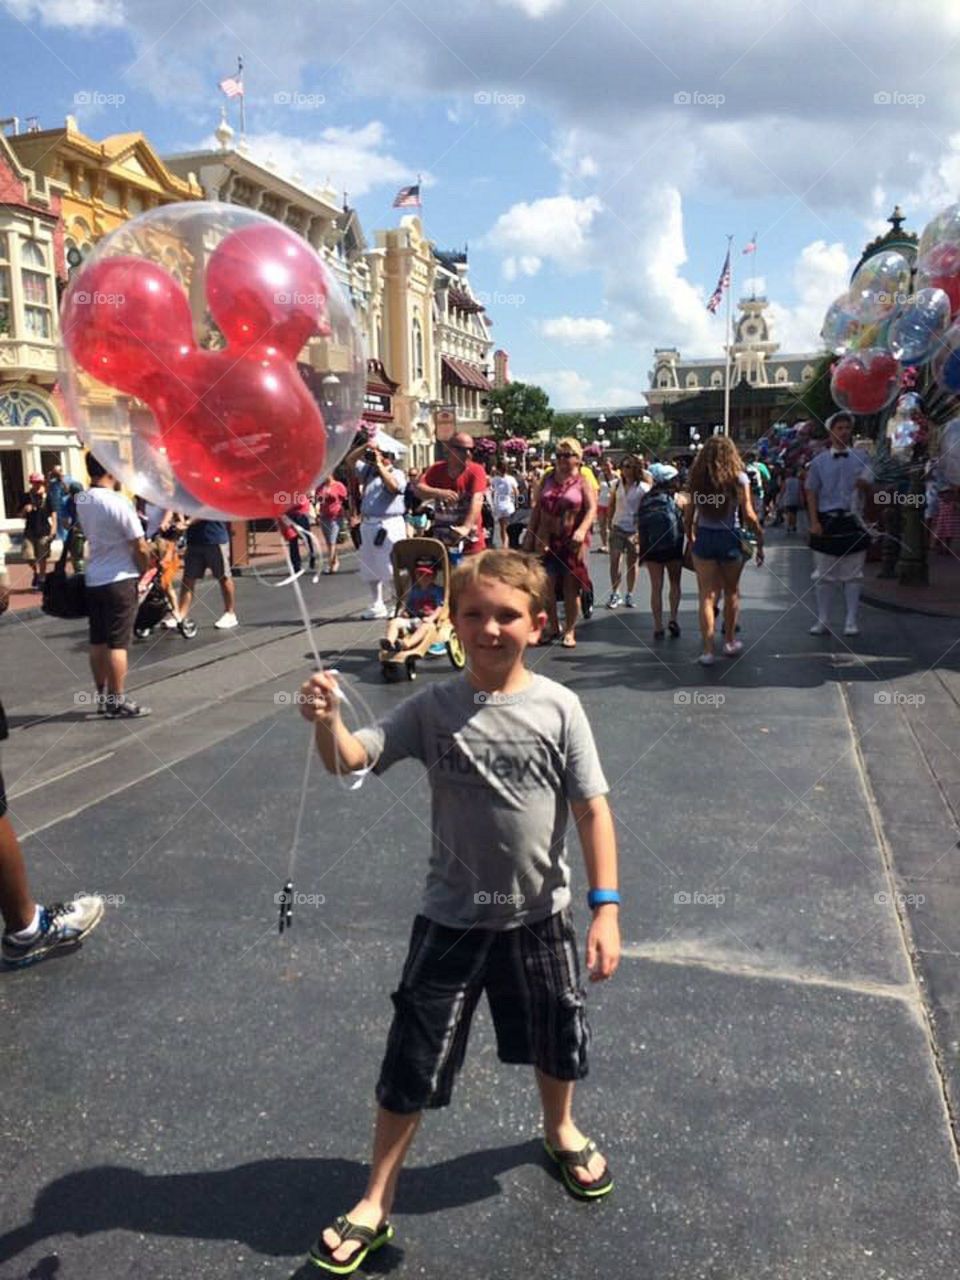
[587,889,621,910]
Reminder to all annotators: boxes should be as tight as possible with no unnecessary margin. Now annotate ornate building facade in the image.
[432,248,494,443]
[646,296,820,445]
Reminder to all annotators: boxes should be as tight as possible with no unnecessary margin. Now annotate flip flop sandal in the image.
[561,633,577,648]
[309,1215,395,1274]
[543,1137,613,1200]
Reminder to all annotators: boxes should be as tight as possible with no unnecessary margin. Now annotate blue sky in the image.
[3,0,960,409]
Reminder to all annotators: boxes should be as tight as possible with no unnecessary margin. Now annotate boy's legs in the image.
[536,1070,608,1185]
[321,1107,421,1264]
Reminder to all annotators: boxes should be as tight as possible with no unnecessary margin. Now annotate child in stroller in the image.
[134,528,197,639]
[381,556,444,654]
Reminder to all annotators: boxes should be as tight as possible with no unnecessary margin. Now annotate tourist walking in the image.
[177,519,238,630]
[19,473,54,590]
[595,459,617,553]
[490,461,519,547]
[685,436,764,665]
[637,463,685,639]
[781,468,804,533]
[523,437,596,647]
[605,455,647,609]
[805,412,874,637]
[316,473,348,573]
[79,454,153,716]
[348,436,407,620]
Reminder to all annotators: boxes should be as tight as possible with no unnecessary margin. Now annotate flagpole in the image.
[238,56,246,138]
[724,234,734,438]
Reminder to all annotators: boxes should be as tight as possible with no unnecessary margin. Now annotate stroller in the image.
[378,537,466,682]
[134,533,197,639]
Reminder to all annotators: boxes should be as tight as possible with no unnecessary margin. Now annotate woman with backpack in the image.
[685,436,764,665]
[637,463,685,639]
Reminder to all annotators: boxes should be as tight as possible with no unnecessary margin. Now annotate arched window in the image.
[775,366,789,384]
[710,370,723,388]
[685,372,700,389]
[657,373,671,388]
[802,365,814,382]
[412,317,424,380]
[21,240,51,340]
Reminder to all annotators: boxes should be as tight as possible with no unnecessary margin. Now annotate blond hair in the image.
[555,436,583,458]
[450,549,551,619]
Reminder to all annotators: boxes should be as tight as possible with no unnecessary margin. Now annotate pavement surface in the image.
[1,532,959,1280]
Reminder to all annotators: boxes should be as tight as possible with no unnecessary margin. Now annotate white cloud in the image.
[219,123,412,200]
[503,254,543,280]
[766,240,853,353]
[522,368,592,407]
[6,0,124,26]
[540,315,613,344]
[484,195,602,268]
[497,0,567,16]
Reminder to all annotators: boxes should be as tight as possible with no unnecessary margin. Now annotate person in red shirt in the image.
[415,433,488,556]
[316,473,349,574]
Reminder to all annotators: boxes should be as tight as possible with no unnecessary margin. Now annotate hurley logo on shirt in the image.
[435,732,554,790]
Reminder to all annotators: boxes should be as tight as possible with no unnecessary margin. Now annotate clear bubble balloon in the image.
[830,348,901,416]
[918,202,960,262]
[820,292,866,355]
[917,242,960,316]
[931,321,960,394]
[888,287,951,364]
[60,203,366,519]
[849,249,912,323]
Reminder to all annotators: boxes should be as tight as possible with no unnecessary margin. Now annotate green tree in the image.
[550,412,582,440]
[619,417,671,456]
[486,382,553,439]
[791,351,838,431]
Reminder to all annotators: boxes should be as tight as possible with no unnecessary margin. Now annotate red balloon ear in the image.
[206,222,331,358]
[62,256,195,399]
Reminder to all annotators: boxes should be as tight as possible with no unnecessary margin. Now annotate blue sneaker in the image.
[2,896,105,968]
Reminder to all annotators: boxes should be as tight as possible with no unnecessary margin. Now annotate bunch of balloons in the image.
[818,201,960,417]
[59,203,365,519]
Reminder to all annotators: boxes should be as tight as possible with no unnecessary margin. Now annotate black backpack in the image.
[637,491,683,555]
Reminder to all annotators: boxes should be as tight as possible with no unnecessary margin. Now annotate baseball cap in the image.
[649,463,678,484]
[28,472,43,483]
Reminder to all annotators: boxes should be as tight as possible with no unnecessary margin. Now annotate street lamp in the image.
[491,404,504,437]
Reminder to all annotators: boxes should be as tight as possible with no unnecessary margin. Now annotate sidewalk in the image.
[862,550,960,618]
[1,528,292,616]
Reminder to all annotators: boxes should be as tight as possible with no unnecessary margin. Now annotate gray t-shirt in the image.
[354,672,608,930]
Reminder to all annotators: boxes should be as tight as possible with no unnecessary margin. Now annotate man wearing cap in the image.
[19,473,54,590]
[805,411,875,637]
[346,434,407,619]
[415,433,488,555]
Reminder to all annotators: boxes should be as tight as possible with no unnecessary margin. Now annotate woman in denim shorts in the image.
[684,436,764,666]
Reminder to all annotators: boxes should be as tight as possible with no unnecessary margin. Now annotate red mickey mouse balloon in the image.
[59,203,365,519]
[61,256,195,399]
[918,242,960,316]
[206,221,331,357]
[830,348,901,416]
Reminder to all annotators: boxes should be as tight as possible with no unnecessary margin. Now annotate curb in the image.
[861,589,958,621]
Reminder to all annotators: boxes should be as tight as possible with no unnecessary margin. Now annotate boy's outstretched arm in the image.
[299,672,370,774]
[570,795,620,982]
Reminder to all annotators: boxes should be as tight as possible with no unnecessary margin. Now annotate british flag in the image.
[706,249,731,314]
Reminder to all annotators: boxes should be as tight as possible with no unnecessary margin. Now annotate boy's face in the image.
[454,575,546,679]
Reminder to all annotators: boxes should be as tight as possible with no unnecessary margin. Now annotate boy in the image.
[381,556,444,653]
[299,549,620,1274]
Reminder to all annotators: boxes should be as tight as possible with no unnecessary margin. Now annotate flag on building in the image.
[393,184,421,209]
[706,249,731,313]
[219,74,244,98]
[742,232,758,255]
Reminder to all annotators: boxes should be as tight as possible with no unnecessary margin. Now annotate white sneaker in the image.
[162,616,179,629]
[809,622,828,636]
[697,652,717,666]
[605,592,622,609]
[361,604,388,620]
[214,611,239,629]
[623,593,635,608]
[843,622,860,637]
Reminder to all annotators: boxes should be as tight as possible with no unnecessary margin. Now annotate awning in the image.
[441,355,492,391]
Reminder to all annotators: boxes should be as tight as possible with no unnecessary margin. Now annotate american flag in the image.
[393,183,421,209]
[706,249,731,313]
[742,232,758,255]
[219,75,244,98]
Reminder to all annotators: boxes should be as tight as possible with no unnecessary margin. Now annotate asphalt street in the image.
[1,532,960,1280]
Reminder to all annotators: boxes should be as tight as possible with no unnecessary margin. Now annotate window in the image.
[21,240,52,339]
[775,367,789,384]
[412,317,424,380]
[0,233,10,335]
[1,449,25,523]
[685,373,700,389]
[802,365,814,382]
[103,180,123,207]
[127,190,144,216]
[710,371,723,388]
[657,373,670,388]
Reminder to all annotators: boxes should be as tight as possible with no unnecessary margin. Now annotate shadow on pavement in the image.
[0,1141,542,1269]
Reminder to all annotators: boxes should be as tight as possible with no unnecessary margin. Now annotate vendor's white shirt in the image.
[77,488,143,587]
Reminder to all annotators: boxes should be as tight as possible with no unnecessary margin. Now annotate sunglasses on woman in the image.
[556,452,579,460]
